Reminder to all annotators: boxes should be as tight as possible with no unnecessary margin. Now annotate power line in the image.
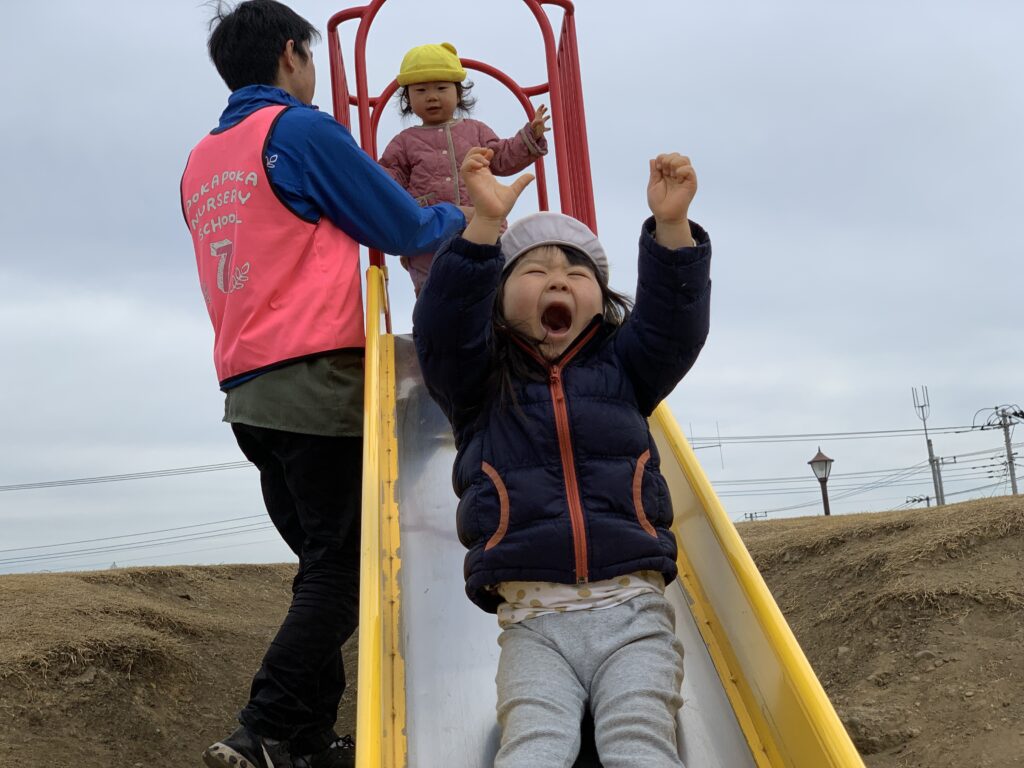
[50,537,288,574]
[11,461,999,567]
[0,461,252,493]
[2,422,1015,569]
[690,424,975,446]
[0,522,275,568]
[717,437,1020,513]
[945,480,1009,499]
[712,450,1007,497]
[711,464,927,486]
[751,460,931,515]
[711,454,1006,488]
[717,470,1000,498]
[2,423,1007,501]
[0,514,265,554]
[732,461,1012,518]
[0,424,987,495]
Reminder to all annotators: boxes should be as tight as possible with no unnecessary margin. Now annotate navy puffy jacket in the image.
[413,217,711,612]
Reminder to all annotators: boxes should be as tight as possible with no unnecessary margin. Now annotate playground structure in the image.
[327,2,866,765]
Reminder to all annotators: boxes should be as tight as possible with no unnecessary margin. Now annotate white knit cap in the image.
[500,212,609,281]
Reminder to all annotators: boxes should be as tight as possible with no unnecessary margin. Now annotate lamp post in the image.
[808,447,834,517]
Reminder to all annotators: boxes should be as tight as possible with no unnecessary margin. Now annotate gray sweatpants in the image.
[494,592,685,768]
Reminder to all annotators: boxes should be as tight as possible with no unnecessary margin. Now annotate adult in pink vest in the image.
[182,3,466,768]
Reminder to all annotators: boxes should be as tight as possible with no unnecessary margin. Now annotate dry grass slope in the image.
[0,564,358,768]
[0,497,1021,767]
[738,496,1024,767]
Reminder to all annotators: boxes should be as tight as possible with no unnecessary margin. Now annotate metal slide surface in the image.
[391,335,757,767]
[357,267,863,767]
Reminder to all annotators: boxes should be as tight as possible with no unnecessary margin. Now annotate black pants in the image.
[231,423,362,754]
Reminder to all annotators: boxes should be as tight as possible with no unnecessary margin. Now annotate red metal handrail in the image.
[326,0,596,320]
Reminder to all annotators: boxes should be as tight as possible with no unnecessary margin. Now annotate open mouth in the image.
[541,304,573,335]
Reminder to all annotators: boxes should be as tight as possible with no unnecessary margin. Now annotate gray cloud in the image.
[1,0,1020,572]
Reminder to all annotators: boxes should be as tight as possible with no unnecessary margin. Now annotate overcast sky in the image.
[1,0,1021,574]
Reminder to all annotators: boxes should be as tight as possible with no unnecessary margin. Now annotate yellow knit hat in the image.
[397,42,467,86]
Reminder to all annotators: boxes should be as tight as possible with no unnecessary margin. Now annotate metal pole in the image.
[932,441,947,505]
[1001,410,1019,495]
[818,478,831,516]
[925,437,945,505]
[914,386,944,506]
[926,440,939,503]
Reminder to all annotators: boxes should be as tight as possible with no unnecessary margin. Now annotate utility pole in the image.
[912,386,945,505]
[1000,408,1020,496]
[975,405,1022,496]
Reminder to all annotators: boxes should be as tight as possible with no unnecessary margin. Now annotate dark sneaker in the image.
[202,725,295,768]
[294,735,355,768]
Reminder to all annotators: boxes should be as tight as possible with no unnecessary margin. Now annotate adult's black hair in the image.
[397,81,477,117]
[207,0,321,91]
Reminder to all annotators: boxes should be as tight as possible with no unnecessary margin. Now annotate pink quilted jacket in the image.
[379,118,547,207]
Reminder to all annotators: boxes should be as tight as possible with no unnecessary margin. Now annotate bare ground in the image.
[737,495,1024,768]
[0,564,356,767]
[1,496,1021,767]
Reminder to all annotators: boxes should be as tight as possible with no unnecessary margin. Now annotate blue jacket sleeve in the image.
[614,218,712,416]
[413,236,503,432]
[268,109,465,255]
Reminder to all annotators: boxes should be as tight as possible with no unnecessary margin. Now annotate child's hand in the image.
[647,153,697,248]
[461,147,534,244]
[531,105,550,140]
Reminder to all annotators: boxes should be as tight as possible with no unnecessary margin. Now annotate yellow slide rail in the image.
[653,405,864,768]
[356,262,861,766]
[356,266,405,768]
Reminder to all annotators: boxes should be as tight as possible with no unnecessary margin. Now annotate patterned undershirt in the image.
[495,571,666,628]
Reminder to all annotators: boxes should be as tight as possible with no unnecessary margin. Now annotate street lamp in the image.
[808,447,834,517]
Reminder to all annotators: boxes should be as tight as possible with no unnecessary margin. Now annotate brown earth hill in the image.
[1,496,1021,767]
[738,496,1024,768]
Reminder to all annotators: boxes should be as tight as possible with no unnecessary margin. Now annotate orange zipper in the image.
[549,364,588,582]
[512,323,601,583]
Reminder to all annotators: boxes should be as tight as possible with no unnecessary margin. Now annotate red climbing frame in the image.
[326,1,596,284]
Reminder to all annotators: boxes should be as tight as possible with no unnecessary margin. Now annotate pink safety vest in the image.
[181,105,364,386]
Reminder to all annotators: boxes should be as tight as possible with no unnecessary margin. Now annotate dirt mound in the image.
[1,497,1021,767]
[738,496,1024,767]
[0,564,356,767]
